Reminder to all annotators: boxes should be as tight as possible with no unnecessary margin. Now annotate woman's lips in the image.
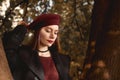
[47,40,54,43]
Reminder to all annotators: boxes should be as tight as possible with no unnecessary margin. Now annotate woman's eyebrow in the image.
[46,27,59,31]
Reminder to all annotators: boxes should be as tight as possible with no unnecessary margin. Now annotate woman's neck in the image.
[37,46,51,57]
[38,51,51,57]
[38,46,48,52]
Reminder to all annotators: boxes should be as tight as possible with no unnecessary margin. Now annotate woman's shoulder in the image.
[59,53,70,58]
[18,45,37,60]
[19,45,35,52]
[58,53,71,62]
[18,45,34,56]
[19,45,31,50]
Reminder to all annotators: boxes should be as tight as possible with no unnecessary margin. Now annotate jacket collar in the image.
[50,50,66,80]
[19,50,44,80]
[19,48,66,80]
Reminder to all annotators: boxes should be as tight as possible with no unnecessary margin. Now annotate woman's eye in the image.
[54,32,58,35]
[46,29,51,33]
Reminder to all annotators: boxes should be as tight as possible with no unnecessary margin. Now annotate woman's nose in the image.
[50,32,55,39]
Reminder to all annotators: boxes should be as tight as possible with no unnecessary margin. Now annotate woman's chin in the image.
[47,43,54,47]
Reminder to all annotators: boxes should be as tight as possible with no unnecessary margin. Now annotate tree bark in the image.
[81,0,110,79]
[82,0,120,80]
[0,39,13,80]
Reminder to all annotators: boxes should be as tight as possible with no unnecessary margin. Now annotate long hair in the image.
[28,13,62,53]
[31,29,61,53]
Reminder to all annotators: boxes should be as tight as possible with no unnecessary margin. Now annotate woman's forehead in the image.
[44,25,59,30]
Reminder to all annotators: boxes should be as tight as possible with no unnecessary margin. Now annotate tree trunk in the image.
[81,0,120,80]
[0,39,13,80]
[81,0,110,79]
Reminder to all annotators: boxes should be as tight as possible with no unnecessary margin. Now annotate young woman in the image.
[2,13,71,80]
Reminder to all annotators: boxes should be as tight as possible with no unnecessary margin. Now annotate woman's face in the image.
[38,25,59,47]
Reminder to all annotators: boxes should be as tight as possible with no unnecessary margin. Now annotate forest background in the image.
[0,0,94,80]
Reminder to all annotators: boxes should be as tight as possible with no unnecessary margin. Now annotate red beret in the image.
[28,13,61,30]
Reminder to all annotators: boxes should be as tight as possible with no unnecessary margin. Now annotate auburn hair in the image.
[31,29,61,53]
